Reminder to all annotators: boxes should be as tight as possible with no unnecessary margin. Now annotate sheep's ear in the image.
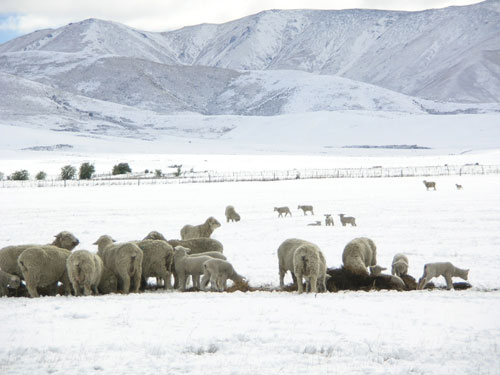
[112,239,117,243]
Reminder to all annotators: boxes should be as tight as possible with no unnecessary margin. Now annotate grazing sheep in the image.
[17,245,72,298]
[143,230,167,241]
[274,206,292,218]
[293,243,326,293]
[417,262,469,290]
[66,250,104,296]
[200,259,244,292]
[324,214,334,226]
[339,214,356,226]
[0,268,21,297]
[423,180,437,190]
[342,237,377,275]
[167,238,223,255]
[180,216,221,240]
[135,240,174,290]
[172,246,213,291]
[307,221,322,226]
[0,231,79,278]
[456,184,463,190]
[392,253,409,277]
[98,265,118,295]
[297,205,314,216]
[225,205,241,222]
[93,235,143,294]
[369,265,387,276]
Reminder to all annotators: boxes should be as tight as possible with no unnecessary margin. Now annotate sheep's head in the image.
[93,235,116,252]
[143,230,167,241]
[174,246,190,258]
[8,275,21,289]
[369,265,387,276]
[207,217,221,230]
[53,231,79,250]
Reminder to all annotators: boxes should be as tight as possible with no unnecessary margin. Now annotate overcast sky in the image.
[0,0,484,43]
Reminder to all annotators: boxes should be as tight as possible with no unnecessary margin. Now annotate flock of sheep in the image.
[0,202,470,298]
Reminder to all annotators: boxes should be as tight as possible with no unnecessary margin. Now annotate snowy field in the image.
[1,156,500,374]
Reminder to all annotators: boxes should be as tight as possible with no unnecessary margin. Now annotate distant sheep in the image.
[136,239,174,289]
[66,250,104,296]
[423,180,436,190]
[293,243,326,293]
[180,216,221,240]
[342,237,377,275]
[324,214,334,226]
[297,205,314,216]
[225,205,241,222]
[456,184,463,190]
[417,262,469,290]
[172,246,213,291]
[339,214,356,226]
[167,238,223,255]
[0,268,21,297]
[143,230,167,241]
[274,206,292,218]
[307,221,321,226]
[391,253,409,277]
[17,245,73,298]
[200,259,244,292]
[94,235,143,294]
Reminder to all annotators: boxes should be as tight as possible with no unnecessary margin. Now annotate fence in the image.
[1,164,499,189]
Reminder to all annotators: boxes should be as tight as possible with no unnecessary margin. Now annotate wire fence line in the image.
[1,164,499,189]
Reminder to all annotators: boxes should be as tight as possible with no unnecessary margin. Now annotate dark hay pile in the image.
[401,274,418,290]
[423,281,472,290]
[326,267,415,292]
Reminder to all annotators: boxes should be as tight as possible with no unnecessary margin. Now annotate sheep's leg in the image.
[444,274,453,290]
[178,272,187,291]
[72,282,81,296]
[296,273,304,294]
[25,277,40,298]
[82,282,92,296]
[291,272,297,287]
[279,268,286,288]
[121,274,131,294]
[200,270,211,291]
[310,276,318,293]
[164,272,172,289]
[91,284,98,295]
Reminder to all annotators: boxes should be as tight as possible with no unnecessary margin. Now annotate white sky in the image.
[0,0,485,35]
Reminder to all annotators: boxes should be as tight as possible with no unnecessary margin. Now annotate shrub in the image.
[11,170,29,180]
[0,172,4,180]
[60,165,76,180]
[155,169,162,177]
[79,162,95,180]
[112,162,132,175]
[174,166,182,177]
[35,171,47,180]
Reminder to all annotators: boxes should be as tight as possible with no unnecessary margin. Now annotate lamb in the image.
[339,214,357,226]
[17,245,73,298]
[200,259,244,292]
[167,238,223,255]
[391,253,409,277]
[456,184,463,190]
[0,268,21,297]
[274,206,292,218]
[135,239,174,289]
[342,237,377,275]
[417,262,469,290]
[180,216,221,240]
[172,246,213,291]
[423,180,437,190]
[297,205,314,216]
[93,235,143,294]
[0,231,79,278]
[324,214,334,226]
[66,250,104,296]
[171,250,226,289]
[293,243,326,294]
[225,205,241,222]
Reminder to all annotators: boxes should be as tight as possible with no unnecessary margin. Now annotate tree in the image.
[0,172,4,180]
[174,165,182,177]
[79,162,95,180]
[35,171,47,180]
[11,170,29,180]
[155,169,162,177]
[60,165,76,180]
[112,162,132,175]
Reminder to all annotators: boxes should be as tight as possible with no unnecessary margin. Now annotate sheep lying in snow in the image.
[391,253,409,277]
[0,268,21,297]
[339,214,356,226]
[225,205,241,222]
[342,237,377,275]
[0,231,79,278]
[297,205,314,216]
[201,259,244,292]
[417,262,469,290]
[17,245,73,297]
[293,242,327,293]
[423,180,436,190]
[324,214,334,226]
[180,217,221,240]
[135,240,174,289]
[167,238,223,255]
[274,206,292,218]
[94,235,143,294]
[172,246,213,291]
[66,250,104,296]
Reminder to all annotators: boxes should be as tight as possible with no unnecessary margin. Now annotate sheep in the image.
[369,265,387,276]
[277,238,327,292]
[297,205,314,216]
[135,239,174,289]
[391,253,409,277]
[0,268,21,297]
[417,262,469,290]
[66,250,104,296]
[171,250,226,289]
[93,235,143,294]
[342,237,377,275]
[0,231,79,278]
[172,246,213,291]
[293,243,326,293]
[17,245,73,298]
[200,259,244,292]
[456,184,463,190]
[98,265,118,295]
[324,214,334,226]
[423,180,436,190]
[142,230,167,241]
[307,221,322,226]
[339,214,356,226]
[167,238,223,255]
[274,206,292,218]
[180,216,221,240]
[225,205,241,222]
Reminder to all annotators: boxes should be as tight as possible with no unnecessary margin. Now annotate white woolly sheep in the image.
[180,216,221,240]
[135,239,174,289]
[342,237,377,276]
[200,258,244,292]
[0,231,79,278]
[0,268,21,297]
[423,180,437,190]
[324,214,334,226]
[167,238,224,255]
[417,262,469,290]
[143,230,167,241]
[66,250,104,296]
[293,243,326,294]
[171,250,226,289]
[225,205,241,222]
[274,206,292,218]
[93,235,143,294]
[98,265,118,295]
[339,214,357,226]
[297,205,314,216]
[391,253,409,277]
[172,246,213,291]
[17,245,73,298]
